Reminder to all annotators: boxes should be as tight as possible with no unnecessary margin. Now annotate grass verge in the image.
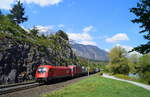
[43,74,150,97]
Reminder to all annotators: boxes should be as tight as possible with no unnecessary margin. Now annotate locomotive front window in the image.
[38,67,48,73]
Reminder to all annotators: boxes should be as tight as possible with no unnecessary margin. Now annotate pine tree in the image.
[10,1,28,24]
[56,30,69,40]
[30,26,39,36]
[130,0,150,54]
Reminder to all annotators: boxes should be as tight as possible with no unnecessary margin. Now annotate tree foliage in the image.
[108,46,129,74]
[137,54,150,83]
[130,0,150,54]
[128,54,139,73]
[56,30,69,40]
[30,26,39,36]
[10,1,28,24]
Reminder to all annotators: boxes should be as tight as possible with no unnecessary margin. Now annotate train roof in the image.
[38,65,70,69]
[38,65,53,68]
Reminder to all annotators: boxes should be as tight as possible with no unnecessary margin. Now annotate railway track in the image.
[0,81,39,95]
[0,74,96,95]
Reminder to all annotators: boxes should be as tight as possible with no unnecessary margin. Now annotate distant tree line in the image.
[77,57,108,70]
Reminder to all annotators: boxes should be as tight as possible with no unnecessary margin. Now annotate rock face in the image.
[0,37,77,84]
[71,43,109,61]
[0,15,77,84]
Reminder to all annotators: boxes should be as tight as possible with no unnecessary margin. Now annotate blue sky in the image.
[0,0,147,52]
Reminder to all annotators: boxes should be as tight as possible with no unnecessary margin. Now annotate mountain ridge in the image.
[71,43,109,61]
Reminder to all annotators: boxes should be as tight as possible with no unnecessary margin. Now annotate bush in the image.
[140,71,150,84]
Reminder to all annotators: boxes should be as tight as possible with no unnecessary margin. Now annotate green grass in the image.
[43,74,150,97]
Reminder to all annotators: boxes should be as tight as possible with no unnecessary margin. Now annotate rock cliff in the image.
[0,33,77,84]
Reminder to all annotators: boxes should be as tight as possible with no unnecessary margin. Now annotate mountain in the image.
[71,43,109,61]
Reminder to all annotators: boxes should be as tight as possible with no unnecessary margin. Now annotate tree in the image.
[56,30,69,40]
[10,1,27,24]
[108,46,129,74]
[30,27,39,36]
[130,0,150,54]
[137,54,150,84]
[41,34,47,38]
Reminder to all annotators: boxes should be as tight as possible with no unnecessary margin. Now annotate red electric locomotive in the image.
[35,65,71,83]
[35,65,89,83]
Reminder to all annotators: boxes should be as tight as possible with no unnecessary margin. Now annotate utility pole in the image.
[88,59,89,77]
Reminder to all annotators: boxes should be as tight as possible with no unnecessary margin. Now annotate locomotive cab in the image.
[35,65,52,83]
[35,65,71,83]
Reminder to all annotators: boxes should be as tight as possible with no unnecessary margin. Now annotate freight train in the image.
[35,65,100,83]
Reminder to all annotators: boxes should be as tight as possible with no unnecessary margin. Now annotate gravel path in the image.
[102,73,150,91]
[0,75,89,97]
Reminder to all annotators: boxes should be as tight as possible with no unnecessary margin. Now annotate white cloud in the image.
[32,25,55,36]
[36,25,53,33]
[0,0,63,10]
[105,49,110,52]
[0,0,14,10]
[29,25,97,46]
[67,32,92,41]
[80,41,97,46]
[67,26,97,46]
[21,0,62,7]
[82,25,93,33]
[116,44,133,52]
[106,33,129,43]
[31,24,65,35]
[115,44,141,55]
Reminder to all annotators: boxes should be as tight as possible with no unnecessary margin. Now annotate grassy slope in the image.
[44,74,150,97]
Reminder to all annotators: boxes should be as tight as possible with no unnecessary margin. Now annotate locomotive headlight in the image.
[42,68,47,71]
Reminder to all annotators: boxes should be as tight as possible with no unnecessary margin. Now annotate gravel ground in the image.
[0,75,89,97]
[103,74,150,91]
